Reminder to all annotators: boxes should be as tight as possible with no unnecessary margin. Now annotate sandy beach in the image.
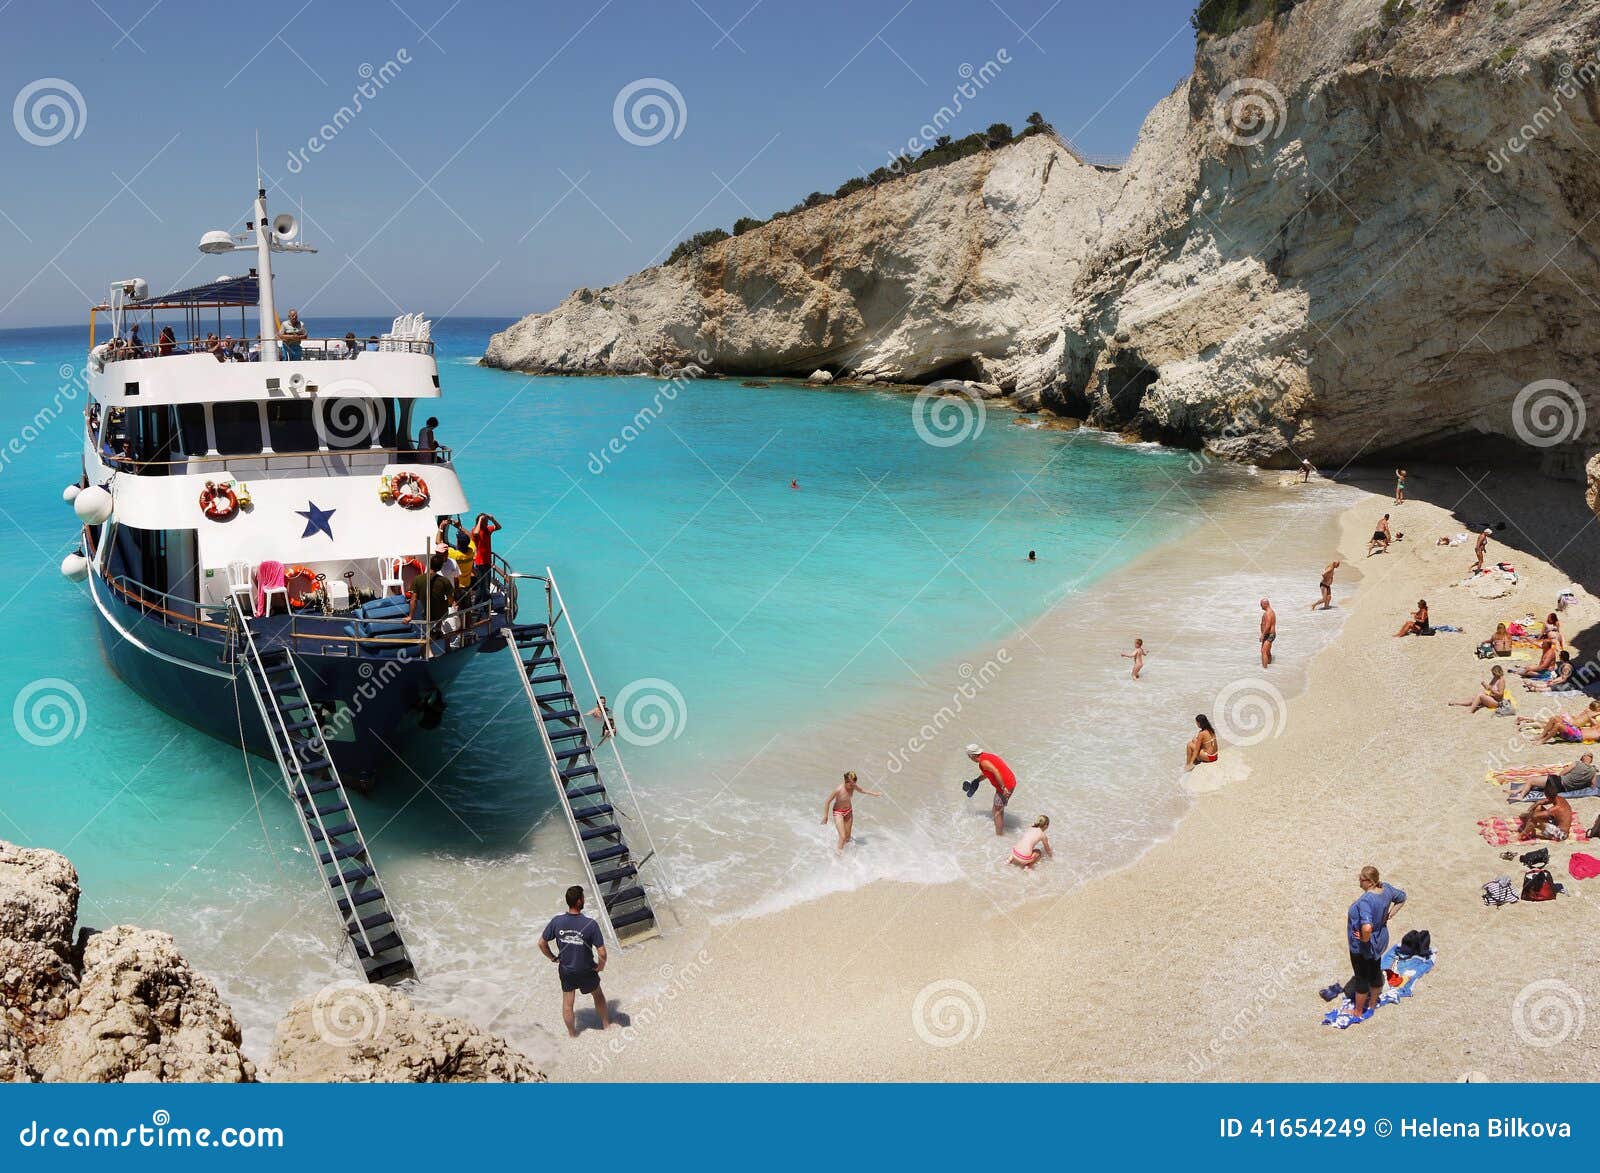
[544,464,1600,1082]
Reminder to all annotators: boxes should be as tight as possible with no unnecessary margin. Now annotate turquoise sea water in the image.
[0,315,1268,1038]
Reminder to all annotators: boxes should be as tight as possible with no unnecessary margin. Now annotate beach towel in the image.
[1322,945,1435,1029]
[254,560,285,617]
[1433,624,1463,633]
[1477,817,1593,846]
[1568,853,1600,880]
[1509,785,1600,803]
[1487,764,1566,784]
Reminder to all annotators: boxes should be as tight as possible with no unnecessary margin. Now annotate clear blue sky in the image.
[0,0,1199,327]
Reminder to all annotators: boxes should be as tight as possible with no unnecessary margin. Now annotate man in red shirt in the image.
[964,743,1016,835]
[469,512,501,608]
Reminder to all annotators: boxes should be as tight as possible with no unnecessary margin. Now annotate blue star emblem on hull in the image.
[296,501,336,540]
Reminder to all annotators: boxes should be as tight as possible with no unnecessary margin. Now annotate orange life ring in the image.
[391,471,430,510]
[198,482,238,520]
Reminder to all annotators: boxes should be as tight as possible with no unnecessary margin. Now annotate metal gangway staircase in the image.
[504,569,663,946]
[230,598,417,984]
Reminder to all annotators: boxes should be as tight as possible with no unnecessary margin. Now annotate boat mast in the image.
[253,185,279,361]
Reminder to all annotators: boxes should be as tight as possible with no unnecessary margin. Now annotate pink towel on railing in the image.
[255,560,286,616]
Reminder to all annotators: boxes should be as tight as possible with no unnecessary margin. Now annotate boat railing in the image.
[99,445,454,476]
[94,337,435,365]
[104,562,511,660]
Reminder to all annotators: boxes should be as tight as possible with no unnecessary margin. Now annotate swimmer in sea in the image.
[790,478,799,490]
[821,770,882,852]
[1027,550,1037,562]
[1259,598,1277,668]
[1311,560,1340,611]
[1009,816,1053,868]
[1121,637,1148,679]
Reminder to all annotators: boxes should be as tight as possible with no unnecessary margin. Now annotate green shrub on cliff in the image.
[1191,0,1298,37]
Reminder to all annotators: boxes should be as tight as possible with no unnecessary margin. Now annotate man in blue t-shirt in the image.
[1345,865,1406,1017]
[540,885,610,1038]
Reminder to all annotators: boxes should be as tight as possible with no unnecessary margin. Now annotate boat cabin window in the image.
[212,401,263,455]
[176,405,207,456]
[266,399,318,452]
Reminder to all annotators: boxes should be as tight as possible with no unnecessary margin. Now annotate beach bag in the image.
[1519,847,1550,868]
[1476,642,1496,659]
[1521,868,1558,902]
[1482,877,1519,906]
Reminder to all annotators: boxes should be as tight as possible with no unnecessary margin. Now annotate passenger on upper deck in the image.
[206,333,224,362]
[281,309,308,359]
[128,324,143,355]
[417,416,440,464]
[343,331,362,359]
[157,326,176,356]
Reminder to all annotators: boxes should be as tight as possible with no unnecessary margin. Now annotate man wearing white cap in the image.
[962,743,1017,836]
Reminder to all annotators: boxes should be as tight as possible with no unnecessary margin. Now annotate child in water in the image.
[1121,637,1148,679]
[1009,816,1053,868]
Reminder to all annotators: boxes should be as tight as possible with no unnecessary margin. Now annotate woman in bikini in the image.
[1519,699,1600,744]
[1395,599,1430,637]
[1449,664,1507,713]
[1545,612,1565,653]
[821,770,882,852]
[1184,714,1219,772]
[1008,816,1053,868]
[1490,622,1513,656]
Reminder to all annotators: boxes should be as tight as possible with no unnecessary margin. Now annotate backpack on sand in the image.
[1522,868,1558,902]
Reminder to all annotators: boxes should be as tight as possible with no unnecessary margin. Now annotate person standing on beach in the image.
[1393,468,1407,505]
[963,744,1016,835]
[1311,561,1340,611]
[1347,866,1406,1019]
[1299,458,1315,483]
[1473,527,1492,572]
[822,770,882,852]
[539,886,609,1038]
[1121,637,1148,679]
[1259,599,1277,668]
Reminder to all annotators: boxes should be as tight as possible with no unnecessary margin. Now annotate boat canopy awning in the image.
[138,274,259,307]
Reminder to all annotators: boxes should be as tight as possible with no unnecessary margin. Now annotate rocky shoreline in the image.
[483,0,1600,467]
[0,841,544,1083]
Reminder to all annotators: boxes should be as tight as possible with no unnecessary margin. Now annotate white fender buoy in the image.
[73,485,113,525]
[60,553,89,582]
[62,484,81,503]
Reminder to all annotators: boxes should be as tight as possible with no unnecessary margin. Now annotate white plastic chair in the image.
[225,560,254,614]
[379,557,406,597]
[260,578,290,617]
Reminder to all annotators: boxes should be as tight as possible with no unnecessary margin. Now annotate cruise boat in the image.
[62,185,662,981]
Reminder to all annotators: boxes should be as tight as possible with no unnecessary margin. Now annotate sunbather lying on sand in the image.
[1517,783,1574,841]
[1508,753,1595,801]
[1518,700,1600,744]
[1450,665,1506,714]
